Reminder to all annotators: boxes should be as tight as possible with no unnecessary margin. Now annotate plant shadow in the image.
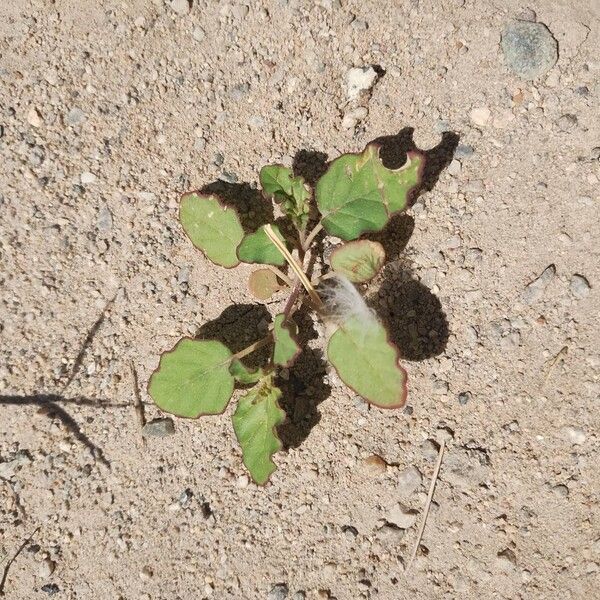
[276,307,331,449]
[0,394,121,467]
[200,181,274,234]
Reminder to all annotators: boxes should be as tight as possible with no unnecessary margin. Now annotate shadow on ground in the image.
[0,394,118,467]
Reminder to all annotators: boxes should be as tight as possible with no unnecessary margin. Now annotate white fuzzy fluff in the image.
[319,274,376,326]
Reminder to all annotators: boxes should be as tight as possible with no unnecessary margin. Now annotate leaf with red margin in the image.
[327,315,407,408]
[179,193,244,268]
[272,313,301,367]
[315,144,424,240]
[148,338,235,418]
[330,240,385,283]
[232,376,285,485]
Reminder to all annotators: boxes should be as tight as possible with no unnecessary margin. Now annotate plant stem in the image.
[264,225,325,311]
[266,265,293,287]
[231,335,273,361]
[302,221,323,251]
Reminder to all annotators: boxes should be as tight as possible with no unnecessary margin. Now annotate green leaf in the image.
[237,225,287,266]
[260,165,311,231]
[232,377,285,484]
[229,359,265,385]
[315,144,424,240]
[148,338,234,418]
[327,315,407,408]
[330,240,385,283]
[179,193,244,268]
[272,313,301,367]
[248,268,282,300]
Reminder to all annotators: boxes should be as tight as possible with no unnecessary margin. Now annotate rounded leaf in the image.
[272,314,301,367]
[232,377,285,485]
[148,338,234,418]
[237,225,287,266]
[330,240,385,283]
[327,315,407,408]
[316,144,424,240]
[248,268,282,300]
[180,193,244,268]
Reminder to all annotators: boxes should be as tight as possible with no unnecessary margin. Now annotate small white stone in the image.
[470,106,491,127]
[564,427,586,445]
[341,106,368,129]
[134,16,146,28]
[345,66,378,101]
[38,559,56,578]
[570,274,591,299]
[80,171,97,185]
[447,159,462,176]
[192,27,205,42]
[170,0,190,16]
[27,107,43,128]
[236,474,249,488]
[385,503,417,529]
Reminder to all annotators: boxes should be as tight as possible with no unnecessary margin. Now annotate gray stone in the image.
[38,558,56,578]
[65,108,86,126]
[501,21,558,80]
[397,466,422,496]
[454,144,474,159]
[97,206,113,231]
[268,583,289,600]
[522,264,555,304]
[557,114,578,132]
[570,274,590,299]
[142,418,175,437]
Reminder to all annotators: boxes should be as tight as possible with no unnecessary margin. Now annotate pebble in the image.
[469,107,491,127]
[192,27,206,42]
[496,548,517,571]
[570,274,590,299]
[142,418,175,437]
[552,484,569,497]
[38,558,56,578]
[268,583,289,600]
[556,114,578,132]
[291,593,306,600]
[591,147,600,161]
[0,450,32,479]
[65,108,86,126]
[80,171,97,185]
[96,206,113,232]
[345,66,378,101]
[421,439,440,461]
[447,160,461,177]
[564,427,586,445]
[231,4,249,19]
[170,0,191,16]
[362,454,388,475]
[522,264,555,304]
[501,21,558,80]
[397,466,422,496]
[458,391,472,405]
[41,584,59,596]
[454,144,474,159]
[385,502,417,529]
[139,566,153,580]
[341,106,368,129]
[27,107,43,127]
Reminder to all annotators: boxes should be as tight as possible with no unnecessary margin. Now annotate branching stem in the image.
[264,225,325,311]
[302,221,323,251]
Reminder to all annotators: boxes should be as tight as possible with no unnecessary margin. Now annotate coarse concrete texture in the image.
[1,1,599,599]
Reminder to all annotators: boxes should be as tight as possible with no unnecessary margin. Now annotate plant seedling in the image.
[148,142,425,484]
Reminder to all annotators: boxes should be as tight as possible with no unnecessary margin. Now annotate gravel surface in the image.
[1,1,599,599]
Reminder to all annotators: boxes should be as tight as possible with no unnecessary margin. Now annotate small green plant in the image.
[148,142,425,484]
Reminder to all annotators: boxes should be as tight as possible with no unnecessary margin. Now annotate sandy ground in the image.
[1,1,599,599]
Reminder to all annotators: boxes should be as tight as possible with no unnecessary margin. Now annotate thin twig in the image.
[265,265,294,288]
[407,439,446,570]
[230,335,273,362]
[0,526,40,596]
[264,225,324,311]
[302,221,323,251]
[542,346,568,388]
[129,362,146,443]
